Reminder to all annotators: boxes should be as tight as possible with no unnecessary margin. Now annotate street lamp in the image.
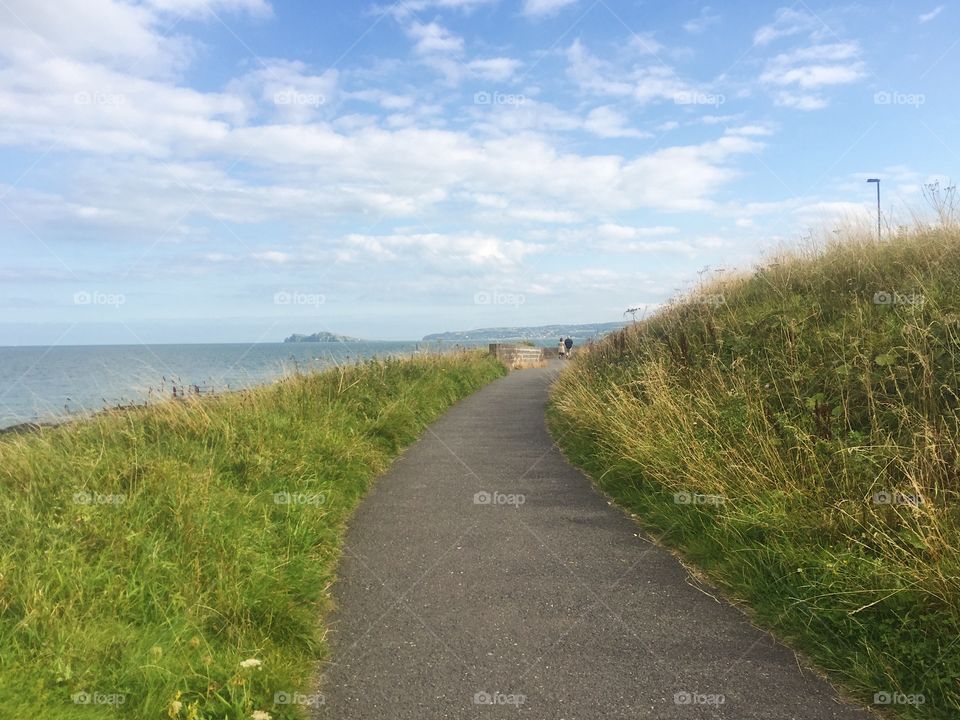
[867,178,881,241]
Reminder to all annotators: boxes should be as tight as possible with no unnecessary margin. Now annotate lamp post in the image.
[867,178,881,241]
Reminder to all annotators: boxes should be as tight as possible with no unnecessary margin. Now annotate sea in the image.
[0,341,482,430]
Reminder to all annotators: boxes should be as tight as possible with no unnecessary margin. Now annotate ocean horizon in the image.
[0,341,475,430]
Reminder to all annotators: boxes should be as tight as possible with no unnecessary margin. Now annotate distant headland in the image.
[422,322,627,343]
[283,332,362,343]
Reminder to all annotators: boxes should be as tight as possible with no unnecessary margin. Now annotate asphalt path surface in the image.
[314,362,872,719]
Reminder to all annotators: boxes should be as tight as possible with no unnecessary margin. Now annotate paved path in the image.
[315,363,871,719]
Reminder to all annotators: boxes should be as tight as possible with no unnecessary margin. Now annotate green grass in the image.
[549,226,960,719]
[0,352,505,719]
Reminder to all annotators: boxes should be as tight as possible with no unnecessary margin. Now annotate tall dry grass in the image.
[550,225,960,718]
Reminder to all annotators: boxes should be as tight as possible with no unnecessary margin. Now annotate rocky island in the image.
[283,332,362,343]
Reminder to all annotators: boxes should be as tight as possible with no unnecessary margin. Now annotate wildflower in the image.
[167,690,184,718]
[239,658,262,670]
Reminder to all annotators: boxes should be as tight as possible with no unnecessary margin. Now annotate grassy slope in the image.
[549,228,960,719]
[0,352,505,719]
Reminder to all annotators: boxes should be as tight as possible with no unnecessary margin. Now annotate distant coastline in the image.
[423,321,627,343]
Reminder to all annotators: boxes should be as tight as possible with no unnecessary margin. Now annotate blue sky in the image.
[0,0,955,344]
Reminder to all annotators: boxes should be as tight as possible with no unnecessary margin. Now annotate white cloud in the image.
[377,0,498,20]
[683,7,720,34]
[753,7,818,46]
[403,20,493,82]
[0,0,765,273]
[468,57,522,81]
[918,5,944,23]
[567,40,697,104]
[626,32,665,56]
[761,43,864,89]
[231,60,337,123]
[251,250,292,263]
[771,63,863,88]
[470,98,581,136]
[348,89,416,110]
[342,232,544,268]
[523,0,578,18]
[583,106,651,139]
[615,134,763,210]
[698,114,738,125]
[631,67,695,103]
[406,21,464,54]
[507,207,580,223]
[469,193,508,208]
[773,91,827,110]
[759,42,865,109]
[567,39,633,95]
[2,90,762,223]
[145,0,272,19]
[0,0,186,75]
[726,124,774,136]
[596,223,679,239]
[556,224,707,256]
[0,51,247,156]
[795,200,872,226]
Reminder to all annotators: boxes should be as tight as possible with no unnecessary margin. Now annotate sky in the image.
[0,0,955,345]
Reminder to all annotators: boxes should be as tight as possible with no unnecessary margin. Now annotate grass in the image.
[0,351,505,719]
[548,225,960,719]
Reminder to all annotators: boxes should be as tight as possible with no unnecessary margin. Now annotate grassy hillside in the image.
[549,227,960,719]
[0,352,505,719]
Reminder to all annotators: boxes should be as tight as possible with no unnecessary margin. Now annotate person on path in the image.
[558,338,566,359]
[564,337,573,357]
